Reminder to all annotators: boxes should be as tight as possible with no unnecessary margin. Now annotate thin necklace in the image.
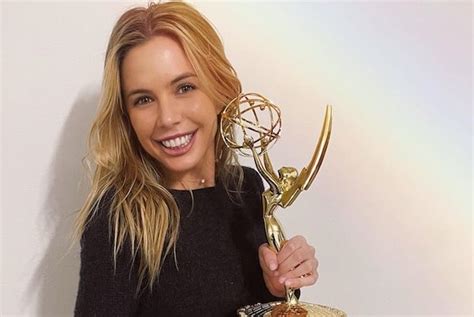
[166,177,210,190]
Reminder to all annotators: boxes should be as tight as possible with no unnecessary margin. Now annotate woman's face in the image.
[121,35,218,187]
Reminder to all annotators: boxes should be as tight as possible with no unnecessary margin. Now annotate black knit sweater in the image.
[74,167,283,316]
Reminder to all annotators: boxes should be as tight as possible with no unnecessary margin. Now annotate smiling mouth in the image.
[158,132,195,149]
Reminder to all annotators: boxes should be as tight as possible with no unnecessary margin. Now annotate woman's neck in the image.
[164,165,216,190]
[166,177,215,190]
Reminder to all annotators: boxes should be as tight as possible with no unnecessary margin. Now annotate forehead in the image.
[120,35,194,90]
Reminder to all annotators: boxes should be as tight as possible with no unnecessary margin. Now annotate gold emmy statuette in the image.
[220,93,346,317]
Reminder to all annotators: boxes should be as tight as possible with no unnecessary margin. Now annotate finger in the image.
[277,258,317,284]
[284,271,319,289]
[258,243,278,274]
[277,235,306,265]
[278,245,316,275]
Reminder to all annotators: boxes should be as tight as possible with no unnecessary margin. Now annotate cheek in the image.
[188,103,217,126]
[128,112,154,140]
[214,103,223,116]
[204,112,218,134]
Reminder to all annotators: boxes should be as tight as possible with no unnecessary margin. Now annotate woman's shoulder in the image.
[80,187,116,246]
[241,165,264,194]
[241,165,257,177]
[75,186,140,315]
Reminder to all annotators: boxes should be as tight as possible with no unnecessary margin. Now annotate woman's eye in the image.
[177,83,195,94]
[134,96,152,106]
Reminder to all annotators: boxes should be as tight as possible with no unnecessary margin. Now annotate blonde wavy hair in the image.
[74,1,243,293]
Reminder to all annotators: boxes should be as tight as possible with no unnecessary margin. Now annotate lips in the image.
[154,130,197,156]
[160,132,193,149]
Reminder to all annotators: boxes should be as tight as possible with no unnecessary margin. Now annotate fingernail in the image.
[269,262,277,271]
[279,277,286,284]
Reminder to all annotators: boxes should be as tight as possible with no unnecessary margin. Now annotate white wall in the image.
[1,1,472,316]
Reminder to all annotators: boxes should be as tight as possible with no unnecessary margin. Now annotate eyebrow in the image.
[170,72,196,85]
[126,72,197,100]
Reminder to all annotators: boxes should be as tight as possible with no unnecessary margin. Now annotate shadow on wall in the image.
[25,85,101,316]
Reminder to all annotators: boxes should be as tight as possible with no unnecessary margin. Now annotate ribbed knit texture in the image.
[74,167,283,316]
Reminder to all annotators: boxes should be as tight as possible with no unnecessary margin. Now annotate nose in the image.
[155,96,181,128]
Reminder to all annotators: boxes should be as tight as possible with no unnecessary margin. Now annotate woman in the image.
[74,2,318,316]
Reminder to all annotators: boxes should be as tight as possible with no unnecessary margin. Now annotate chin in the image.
[161,156,202,176]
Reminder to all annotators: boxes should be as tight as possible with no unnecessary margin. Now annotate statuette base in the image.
[237,301,346,317]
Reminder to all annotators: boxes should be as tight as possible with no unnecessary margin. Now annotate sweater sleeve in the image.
[74,190,140,316]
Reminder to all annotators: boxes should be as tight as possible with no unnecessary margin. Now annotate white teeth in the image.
[160,133,193,149]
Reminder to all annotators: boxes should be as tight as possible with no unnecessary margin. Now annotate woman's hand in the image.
[258,235,319,298]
